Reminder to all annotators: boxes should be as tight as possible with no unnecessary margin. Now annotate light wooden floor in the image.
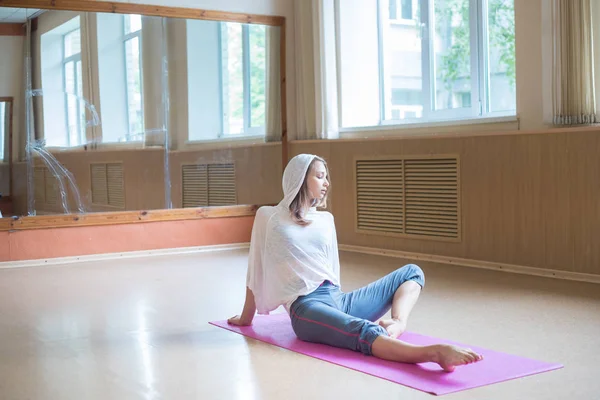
[0,249,598,399]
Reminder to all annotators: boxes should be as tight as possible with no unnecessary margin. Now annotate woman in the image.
[229,154,482,372]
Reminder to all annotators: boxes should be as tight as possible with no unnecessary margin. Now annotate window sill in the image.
[339,114,519,139]
[187,134,266,144]
[390,19,417,26]
[182,135,277,151]
[43,142,152,153]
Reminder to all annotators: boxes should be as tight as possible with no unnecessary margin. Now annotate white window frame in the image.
[219,22,266,139]
[337,0,516,131]
[62,28,85,147]
[122,15,144,142]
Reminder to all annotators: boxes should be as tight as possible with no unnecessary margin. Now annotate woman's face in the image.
[306,161,330,201]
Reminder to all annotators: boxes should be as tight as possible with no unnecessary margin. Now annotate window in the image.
[220,22,266,136]
[96,13,144,144]
[41,16,84,147]
[123,15,144,141]
[187,20,266,141]
[63,28,85,146]
[337,0,516,128]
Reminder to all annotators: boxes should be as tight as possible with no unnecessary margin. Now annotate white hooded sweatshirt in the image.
[245,154,341,314]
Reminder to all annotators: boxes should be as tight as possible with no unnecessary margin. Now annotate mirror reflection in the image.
[3,7,283,218]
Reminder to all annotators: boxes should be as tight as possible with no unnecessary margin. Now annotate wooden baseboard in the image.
[0,205,259,231]
[339,244,600,285]
[0,242,250,269]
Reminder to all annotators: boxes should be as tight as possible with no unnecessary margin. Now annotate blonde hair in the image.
[289,156,330,226]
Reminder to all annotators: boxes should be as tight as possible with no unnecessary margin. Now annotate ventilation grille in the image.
[182,163,237,207]
[357,159,404,234]
[90,163,125,208]
[356,156,459,240]
[182,164,208,207]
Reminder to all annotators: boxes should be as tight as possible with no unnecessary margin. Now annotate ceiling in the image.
[0,8,42,23]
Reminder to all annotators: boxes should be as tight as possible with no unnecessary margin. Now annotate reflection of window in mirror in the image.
[41,16,86,147]
[97,13,144,143]
[124,15,144,142]
[221,22,266,136]
[187,20,267,141]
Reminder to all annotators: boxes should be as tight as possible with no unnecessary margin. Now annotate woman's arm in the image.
[227,286,256,326]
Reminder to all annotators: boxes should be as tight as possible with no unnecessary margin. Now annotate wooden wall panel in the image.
[540,135,572,271]
[569,134,600,275]
[169,143,283,208]
[13,144,283,214]
[0,163,9,196]
[290,128,600,276]
[10,162,28,216]
[47,149,166,213]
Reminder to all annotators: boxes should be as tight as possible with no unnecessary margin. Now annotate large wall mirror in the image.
[2,2,285,221]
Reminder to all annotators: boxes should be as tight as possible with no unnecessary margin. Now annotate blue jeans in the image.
[289,264,425,356]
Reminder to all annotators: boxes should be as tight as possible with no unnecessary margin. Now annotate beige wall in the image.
[515,0,546,130]
[0,35,22,195]
[290,127,600,276]
[0,36,23,168]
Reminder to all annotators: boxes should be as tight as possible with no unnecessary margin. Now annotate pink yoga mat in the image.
[210,313,563,396]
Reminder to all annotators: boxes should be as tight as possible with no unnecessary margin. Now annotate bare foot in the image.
[432,344,484,372]
[378,318,407,339]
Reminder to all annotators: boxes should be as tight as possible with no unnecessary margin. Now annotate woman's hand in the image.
[227,287,256,326]
[227,315,253,326]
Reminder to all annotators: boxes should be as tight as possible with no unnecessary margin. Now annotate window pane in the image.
[125,14,142,35]
[65,61,78,145]
[125,37,144,139]
[389,0,398,19]
[433,0,471,110]
[401,0,413,20]
[64,60,75,95]
[382,1,423,121]
[487,0,516,112]
[221,22,244,135]
[339,1,381,127]
[249,24,266,128]
[77,60,85,145]
[64,29,81,58]
[66,95,78,146]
